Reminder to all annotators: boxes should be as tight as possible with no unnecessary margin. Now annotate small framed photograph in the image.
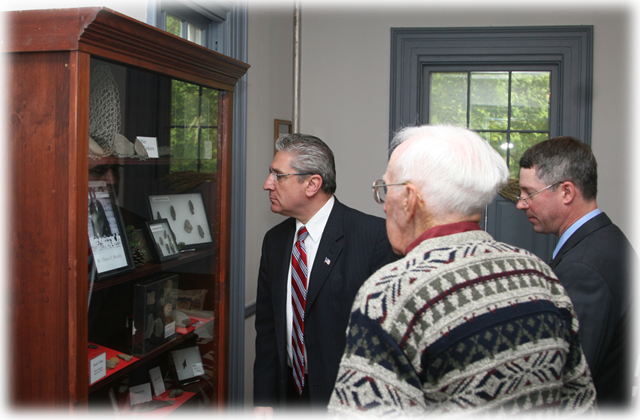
[148,193,213,248]
[274,119,292,142]
[88,181,134,279]
[145,219,180,262]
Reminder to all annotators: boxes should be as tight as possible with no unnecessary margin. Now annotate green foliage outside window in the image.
[511,72,550,131]
[430,72,468,126]
[165,14,206,47]
[165,14,182,37]
[430,71,550,179]
[170,80,219,174]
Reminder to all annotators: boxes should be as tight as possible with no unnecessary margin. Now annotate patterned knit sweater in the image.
[328,230,595,415]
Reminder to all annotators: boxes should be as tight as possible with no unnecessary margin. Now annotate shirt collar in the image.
[296,196,335,242]
[405,221,482,254]
[552,208,602,259]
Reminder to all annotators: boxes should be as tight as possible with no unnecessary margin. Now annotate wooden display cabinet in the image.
[6,7,248,409]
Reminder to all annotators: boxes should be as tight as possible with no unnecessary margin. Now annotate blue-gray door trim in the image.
[224,3,248,406]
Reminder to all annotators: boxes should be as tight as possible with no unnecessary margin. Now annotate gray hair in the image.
[389,125,508,218]
[519,136,597,200]
[275,133,337,194]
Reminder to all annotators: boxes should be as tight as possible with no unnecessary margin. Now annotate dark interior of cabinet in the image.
[87,58,221,408]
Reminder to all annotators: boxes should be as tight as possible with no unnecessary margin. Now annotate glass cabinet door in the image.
[87,57,224,411]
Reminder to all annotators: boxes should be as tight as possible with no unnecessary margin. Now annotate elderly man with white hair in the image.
[328,125,595,415]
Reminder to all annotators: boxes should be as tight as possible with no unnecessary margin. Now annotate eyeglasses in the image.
[268,170,314,182]
[372,178,408,204]
[516,181,562,205]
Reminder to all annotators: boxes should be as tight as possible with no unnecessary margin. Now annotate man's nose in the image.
[263,174,275,190]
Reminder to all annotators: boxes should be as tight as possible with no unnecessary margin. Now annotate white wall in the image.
[244,2,294,404]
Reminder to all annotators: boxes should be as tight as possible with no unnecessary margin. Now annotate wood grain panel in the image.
[9,51,85,405]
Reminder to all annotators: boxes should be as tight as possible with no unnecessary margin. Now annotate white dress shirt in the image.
[286,196,335,370]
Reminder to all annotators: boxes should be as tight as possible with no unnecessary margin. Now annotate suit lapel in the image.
[550,212,611,267]
[276,220,296,334]
[305,201,345,313]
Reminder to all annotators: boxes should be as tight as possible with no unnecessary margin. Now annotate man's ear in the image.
[560,181,578,204]
[305,174,324,197]
[403,183,422,219]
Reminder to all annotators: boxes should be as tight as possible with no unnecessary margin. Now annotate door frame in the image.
[390,26,593,142]
[389,26,593,259]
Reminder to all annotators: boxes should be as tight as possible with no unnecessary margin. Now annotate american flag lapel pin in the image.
[324,257,331,265]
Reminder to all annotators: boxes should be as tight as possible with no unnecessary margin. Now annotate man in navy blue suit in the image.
[253,134,396,412]
[517,136,634,407]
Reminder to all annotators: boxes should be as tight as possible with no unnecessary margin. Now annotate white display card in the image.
[136,136,159,158]
[129,383,153,406]
[148,366,165,397]
[192,362,205,376]
[89,352,107,385]
[164,321,176,339]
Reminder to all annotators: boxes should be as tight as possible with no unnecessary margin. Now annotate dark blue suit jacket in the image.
[550,212,633,406]
[253,199,396,408]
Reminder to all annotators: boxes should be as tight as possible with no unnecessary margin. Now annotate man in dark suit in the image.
[516,136,634,407]
[253,134,396,412]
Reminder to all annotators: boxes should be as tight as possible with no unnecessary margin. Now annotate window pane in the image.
[470,72,508,131]
[480,131,508,162]
[429,72,468,126]
[509,132,549,178]
[165,14,182,37]
[200,88,219,126]
[187,23,205,46]
[199,128,218,172]
[170,80,219,173]
[170,127,187,162]
[428,70,551,177]
[171,80,200,127]
[511,71,550,131]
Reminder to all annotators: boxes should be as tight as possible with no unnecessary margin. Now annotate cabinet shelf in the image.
[89,156,219,167]
[125,389,198,414]
[89,156,172,167]
[88,332,202,393]
[92,249,214,291]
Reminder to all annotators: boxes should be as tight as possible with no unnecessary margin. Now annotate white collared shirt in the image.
[286,196,335,369]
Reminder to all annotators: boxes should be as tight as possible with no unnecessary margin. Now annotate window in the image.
[390,26,593,145]
[170,80,219,173]
[150,1,233,172]
[165,13,207,46]
[390,26,593,260]
[152,0,230,51]
[428,70,551,178]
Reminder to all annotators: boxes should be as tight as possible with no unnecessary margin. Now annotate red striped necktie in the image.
[291,226,309,395]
